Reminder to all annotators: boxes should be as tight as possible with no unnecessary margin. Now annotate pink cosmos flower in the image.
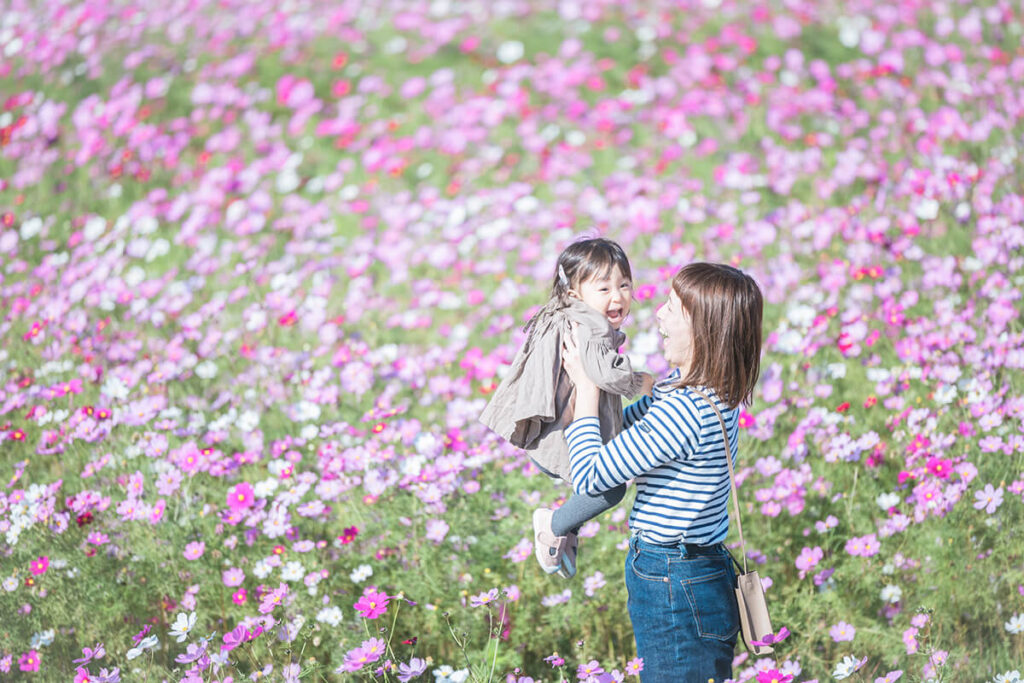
[874,671,903,683]
[544,654,565,667]
[183,541,205,560]
[19,650,40,672]
[341,646,371,672]
[469,588,499,607]
[258,583,289,614]
[973,483,1003,514]
[29,556,49,575]
[353,588,390,619]
[757,671,793,683]
[844,534,880,557]
[232,588,247,605]
[583,571,607,597]
[221,624,246,652]
[830,621,856,642]
[624,658,643,675]
[903,626,919,654]
[425,518,449,544]
[222,568,245,587]
[795,546,823,578]
[752,626,791,647]
[577,661,605,679]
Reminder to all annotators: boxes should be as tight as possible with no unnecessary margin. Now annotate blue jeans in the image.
[625,534,739,683]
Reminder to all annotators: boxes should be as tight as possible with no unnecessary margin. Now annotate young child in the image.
[479,238,653,578]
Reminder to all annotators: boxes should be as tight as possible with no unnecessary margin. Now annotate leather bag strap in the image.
[689,387,747,576]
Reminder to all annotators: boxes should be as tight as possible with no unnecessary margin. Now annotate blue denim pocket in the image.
[628,546,670,583]
[680,562,740,642]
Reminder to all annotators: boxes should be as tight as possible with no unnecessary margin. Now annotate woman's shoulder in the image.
[654,382,724,418]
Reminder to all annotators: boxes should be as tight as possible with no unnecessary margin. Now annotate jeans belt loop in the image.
[630,529,642,553]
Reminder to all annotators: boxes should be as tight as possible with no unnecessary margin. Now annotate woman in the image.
[559,262,763,682]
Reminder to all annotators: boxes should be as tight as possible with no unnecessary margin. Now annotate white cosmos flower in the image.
[194,360,218,380]
[496,40,524,64]
[914,198,939,220]
[281,561,305,582]
[833,655,866,680]
[880,585,902,603]
[19,217,43,240]
[1006,614,1024,634]
[876,492,901,510]
[350,564,373,583]
[168,611,197,642]
[316,606,343,626]
[101,376,129,401]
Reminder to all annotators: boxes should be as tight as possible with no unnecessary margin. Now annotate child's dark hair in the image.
[670,262,763,410]
[524,237,633,336]
[549,238,632,304]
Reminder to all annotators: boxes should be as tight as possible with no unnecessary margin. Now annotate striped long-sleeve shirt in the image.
[564,373,739,545]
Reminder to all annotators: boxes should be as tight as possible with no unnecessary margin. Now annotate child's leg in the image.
[550,484,626,537]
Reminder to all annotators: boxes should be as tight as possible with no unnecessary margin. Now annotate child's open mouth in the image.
[606,308,623,324]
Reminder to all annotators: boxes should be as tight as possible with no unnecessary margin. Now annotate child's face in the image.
[570,265,633,329]
[656,288,693,370]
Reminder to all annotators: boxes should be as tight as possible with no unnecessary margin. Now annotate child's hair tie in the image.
[558,264,569,287]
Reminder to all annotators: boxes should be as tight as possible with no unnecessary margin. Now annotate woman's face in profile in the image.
[656,288,693,370]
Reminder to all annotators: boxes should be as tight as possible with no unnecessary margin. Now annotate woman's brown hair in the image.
[670,262,763,410]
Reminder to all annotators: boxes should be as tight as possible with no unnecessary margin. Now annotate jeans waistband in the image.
[629,530,726,557]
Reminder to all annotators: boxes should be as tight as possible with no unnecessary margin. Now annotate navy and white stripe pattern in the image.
[565,372,739,546]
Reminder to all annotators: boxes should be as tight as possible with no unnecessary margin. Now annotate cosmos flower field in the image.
[1,0,1023,680]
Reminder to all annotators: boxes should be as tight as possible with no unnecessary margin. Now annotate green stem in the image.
[487,603,505,683]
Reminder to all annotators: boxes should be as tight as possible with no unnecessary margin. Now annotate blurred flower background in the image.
[1,0,1023,680]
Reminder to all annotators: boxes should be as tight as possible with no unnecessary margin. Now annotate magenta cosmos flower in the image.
[353,588,390,619]
[226,482,255,512]
[29,556,49,575]
[19,650,40,672]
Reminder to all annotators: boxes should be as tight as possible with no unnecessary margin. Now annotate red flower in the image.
[339,526,358,544]
[9,429,25,441]
[836,402,850,413]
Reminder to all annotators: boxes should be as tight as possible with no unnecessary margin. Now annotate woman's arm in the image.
[564,397,702,495]
[623,393,653,428]
[562,327,700,495]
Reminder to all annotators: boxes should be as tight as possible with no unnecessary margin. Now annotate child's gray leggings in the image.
[534,460,627,536]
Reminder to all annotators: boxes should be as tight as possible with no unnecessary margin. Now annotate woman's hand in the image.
[640,372,655,397]
[562,323,600,418]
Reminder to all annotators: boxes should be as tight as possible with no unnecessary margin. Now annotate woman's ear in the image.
[567,289,580,299]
